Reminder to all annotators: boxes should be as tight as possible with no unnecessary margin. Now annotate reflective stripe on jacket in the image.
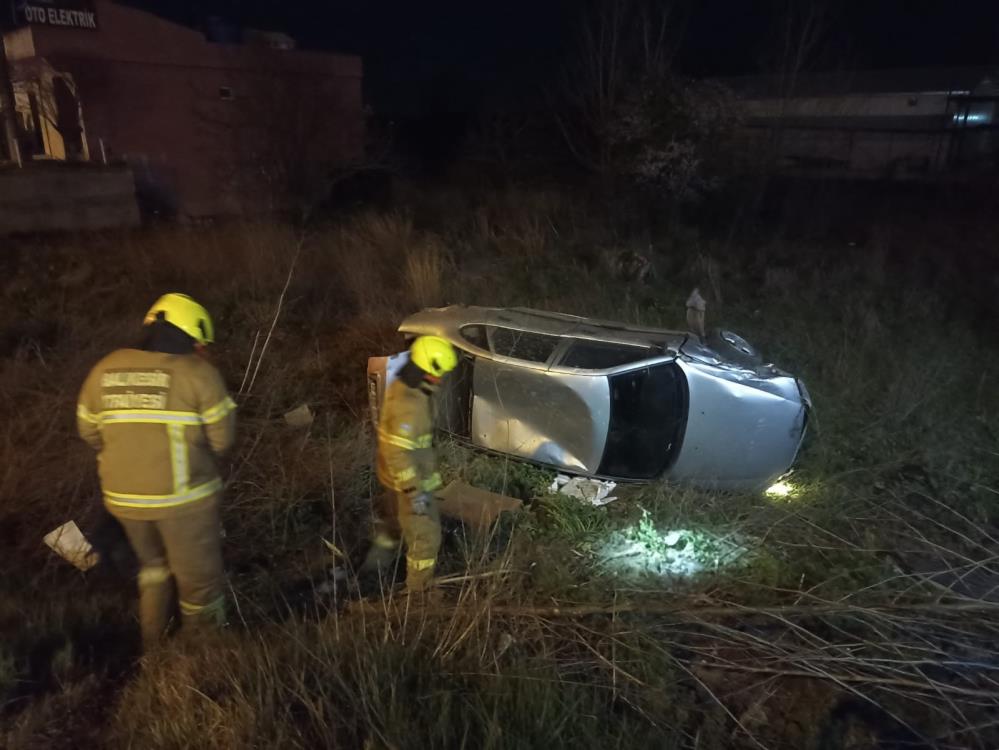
[376,378,440,494]
[77,349,236,519]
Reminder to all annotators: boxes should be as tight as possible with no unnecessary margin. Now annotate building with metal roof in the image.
[722,67,999,178]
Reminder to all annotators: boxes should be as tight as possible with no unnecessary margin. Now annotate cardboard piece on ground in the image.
[284,404,314,428]
[435,480,523,529]
[43,520,99,571]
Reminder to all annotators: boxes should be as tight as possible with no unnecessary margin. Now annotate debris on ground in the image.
[549,474,618,506]
[436,480,523,529]
[598,513,753,581]
[314,567,350,595]
[283,403,314,428]
[686,287,707,337]
[322,537,347,559]
[43,520,99,570]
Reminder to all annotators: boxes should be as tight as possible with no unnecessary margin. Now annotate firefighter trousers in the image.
[118,498,226,646]
[371,488,441,591]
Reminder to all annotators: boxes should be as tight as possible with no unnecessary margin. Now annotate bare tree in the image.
[551,0,684,175]
[769,0,834,101]
[756,0,841,166]
[719,1,841,254]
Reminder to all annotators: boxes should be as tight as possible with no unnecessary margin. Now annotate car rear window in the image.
[488,326,559,364]
[561,339,653,370]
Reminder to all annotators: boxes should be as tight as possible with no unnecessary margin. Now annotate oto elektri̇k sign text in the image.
[12,0,98,30]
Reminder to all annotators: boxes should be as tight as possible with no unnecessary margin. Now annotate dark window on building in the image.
[26,93,45,154]
[52,77,84,160]
[460,325,488,350]
[561,339,653,370]
[219,86,234,101]
[488,326,559,364]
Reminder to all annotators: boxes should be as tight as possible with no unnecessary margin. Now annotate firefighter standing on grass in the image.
[77,293,236,647]
[363,335,458,592]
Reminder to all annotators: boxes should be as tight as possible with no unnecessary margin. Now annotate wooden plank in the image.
[435,480,522,529]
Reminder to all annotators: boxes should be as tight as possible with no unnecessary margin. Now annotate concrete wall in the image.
[0,166,139,234]
[735,126,952,177]
[744,92,952,119]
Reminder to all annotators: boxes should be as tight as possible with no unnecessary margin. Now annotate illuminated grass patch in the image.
[598,509,754,580]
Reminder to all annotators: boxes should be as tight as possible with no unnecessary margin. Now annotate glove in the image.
[410,492,432,517]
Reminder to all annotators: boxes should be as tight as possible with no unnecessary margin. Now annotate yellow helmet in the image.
[410,335,458,377]
[143,293,215,345]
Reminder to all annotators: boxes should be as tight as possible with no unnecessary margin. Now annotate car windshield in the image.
[597,363,687,479]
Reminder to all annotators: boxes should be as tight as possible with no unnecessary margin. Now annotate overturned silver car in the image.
[368,306,811,491]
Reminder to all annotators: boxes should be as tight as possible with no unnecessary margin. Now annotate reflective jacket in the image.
[77,348,236,520]
[376,377,441,496]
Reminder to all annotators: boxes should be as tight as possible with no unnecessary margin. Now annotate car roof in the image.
[398,305,688,353]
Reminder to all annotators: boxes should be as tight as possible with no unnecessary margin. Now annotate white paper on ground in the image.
[550,473,618,506]
[43,520,99,571]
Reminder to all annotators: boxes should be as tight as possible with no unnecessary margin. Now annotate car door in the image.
[471,327,610,474]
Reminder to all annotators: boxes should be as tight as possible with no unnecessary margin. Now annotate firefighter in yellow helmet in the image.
[364,335,458,592]
[76,293,236,647]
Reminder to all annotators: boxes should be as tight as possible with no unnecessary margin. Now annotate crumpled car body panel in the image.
[669,360,807,489]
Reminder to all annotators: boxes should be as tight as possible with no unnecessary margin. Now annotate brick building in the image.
[1,0,364,217]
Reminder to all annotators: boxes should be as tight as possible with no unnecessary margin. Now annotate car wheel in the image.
[707,328,763,367]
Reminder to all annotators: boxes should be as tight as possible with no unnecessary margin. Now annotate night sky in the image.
[127,0,999,113]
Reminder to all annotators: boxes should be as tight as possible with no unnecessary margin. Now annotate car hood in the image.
[669,359,808,491]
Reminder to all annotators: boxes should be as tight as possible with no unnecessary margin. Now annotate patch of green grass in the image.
[438,441,555,501]
[528,492,611,542]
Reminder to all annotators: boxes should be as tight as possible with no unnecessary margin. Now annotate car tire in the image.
[707,328,763,367]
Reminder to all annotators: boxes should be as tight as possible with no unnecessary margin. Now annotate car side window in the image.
[460,325,488,350]
[561,339,653,370]
[488,326,559,364]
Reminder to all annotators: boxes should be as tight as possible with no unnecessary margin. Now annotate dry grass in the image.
[404,235,448,309]
[2,186,999,748]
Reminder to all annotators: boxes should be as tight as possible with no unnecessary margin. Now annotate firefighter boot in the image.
[406,557,436,593]
[179,596,227,634]
[361,533,401,576]
[403,508,441,594]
